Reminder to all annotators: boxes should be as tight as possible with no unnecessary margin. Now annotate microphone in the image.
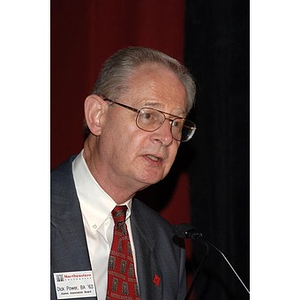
[173,223,203,240]
[173,223,250,299]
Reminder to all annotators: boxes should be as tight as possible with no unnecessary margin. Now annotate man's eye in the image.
[141,112,153,120]
[172,120,183,129]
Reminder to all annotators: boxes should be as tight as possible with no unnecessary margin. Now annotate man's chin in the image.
[135,174,165,191]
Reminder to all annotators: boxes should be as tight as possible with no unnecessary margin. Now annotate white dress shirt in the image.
[72,150,137,300]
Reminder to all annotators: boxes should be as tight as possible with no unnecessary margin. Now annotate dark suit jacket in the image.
[51,156,186,300]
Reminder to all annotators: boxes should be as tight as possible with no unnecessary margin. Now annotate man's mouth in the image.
[146,154,160,162]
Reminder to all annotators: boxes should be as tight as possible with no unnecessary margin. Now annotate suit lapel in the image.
[131,203,163,300]
[51,194,92,273]
[51,157,92,273]
[51,158,96,300]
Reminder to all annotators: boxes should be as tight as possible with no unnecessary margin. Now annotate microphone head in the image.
[173,223,202,239]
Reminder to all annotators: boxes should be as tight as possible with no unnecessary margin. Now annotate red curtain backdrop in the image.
[51,0,191,251]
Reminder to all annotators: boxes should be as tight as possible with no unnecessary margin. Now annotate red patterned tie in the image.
[106,206,140,299]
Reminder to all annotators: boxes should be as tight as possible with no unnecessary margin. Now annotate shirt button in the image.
[92,224,97,229]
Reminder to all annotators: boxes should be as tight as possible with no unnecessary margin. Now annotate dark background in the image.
[51,1,249,299]
[185,1,249,299]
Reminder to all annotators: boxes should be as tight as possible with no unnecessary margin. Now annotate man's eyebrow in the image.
[140,101,162,108]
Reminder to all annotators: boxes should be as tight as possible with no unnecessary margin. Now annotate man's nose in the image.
[150,119,174,146]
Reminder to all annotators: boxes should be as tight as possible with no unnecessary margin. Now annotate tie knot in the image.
[111,206,127,224]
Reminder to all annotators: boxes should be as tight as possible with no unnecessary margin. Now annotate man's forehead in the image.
[116,63,187,112]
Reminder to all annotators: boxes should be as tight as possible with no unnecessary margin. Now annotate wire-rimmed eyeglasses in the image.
[104,98,196,142]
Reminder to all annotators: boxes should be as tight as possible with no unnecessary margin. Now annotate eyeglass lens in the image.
[137,108,195,142]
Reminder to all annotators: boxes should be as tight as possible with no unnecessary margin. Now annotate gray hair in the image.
[92,46,196,112]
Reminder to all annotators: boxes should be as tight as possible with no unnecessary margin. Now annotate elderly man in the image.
[51,47,196,300]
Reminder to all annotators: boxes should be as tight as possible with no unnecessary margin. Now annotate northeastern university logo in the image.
[56,274,64,282]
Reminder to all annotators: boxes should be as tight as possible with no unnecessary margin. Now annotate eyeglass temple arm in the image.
[103,98,140,113]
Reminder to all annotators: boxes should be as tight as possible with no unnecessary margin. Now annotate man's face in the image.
[97,64,188,192]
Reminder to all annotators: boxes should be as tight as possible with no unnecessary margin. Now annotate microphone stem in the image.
[184,241,209,300]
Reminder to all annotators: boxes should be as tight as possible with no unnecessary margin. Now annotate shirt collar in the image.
[72,150,132,231]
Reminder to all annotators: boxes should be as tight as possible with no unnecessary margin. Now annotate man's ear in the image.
[84,95,108,136]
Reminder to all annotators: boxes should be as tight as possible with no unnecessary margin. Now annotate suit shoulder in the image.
[51,156,76,181]
[51,156,77,197]
[51,156,79,222]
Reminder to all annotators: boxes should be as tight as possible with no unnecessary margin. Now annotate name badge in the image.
[53,271,96,299]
